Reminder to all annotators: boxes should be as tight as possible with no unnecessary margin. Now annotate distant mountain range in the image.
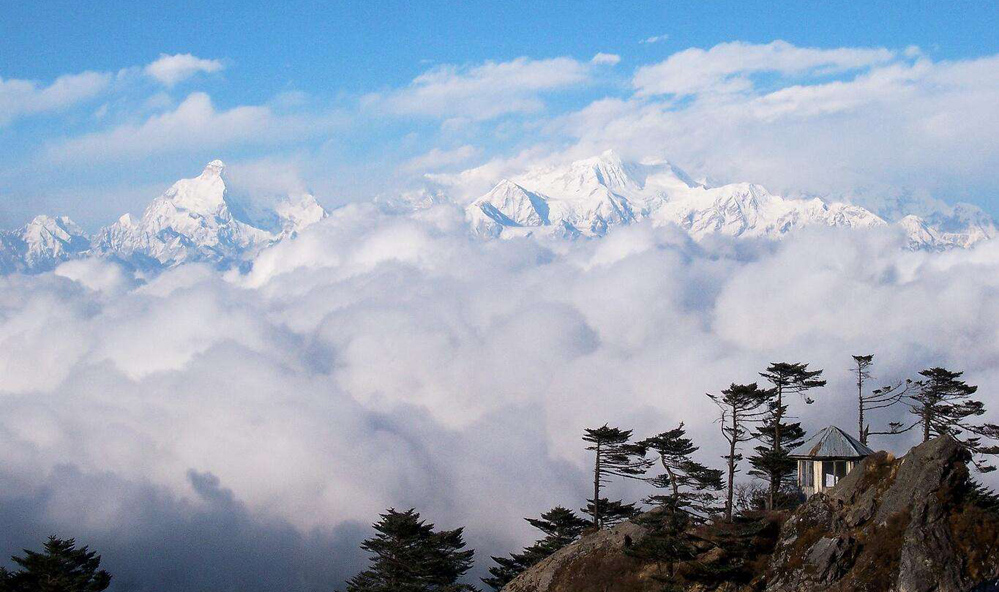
[462,150,997,249]
[1,153,994,274]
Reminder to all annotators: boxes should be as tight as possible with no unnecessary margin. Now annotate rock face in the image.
[769,437,999,592]
[502,437,999,592]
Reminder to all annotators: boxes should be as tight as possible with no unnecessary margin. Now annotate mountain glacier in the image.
[0,152,994,275]
[0,160,327,274]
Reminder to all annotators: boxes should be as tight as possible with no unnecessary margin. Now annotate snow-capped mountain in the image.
[0,215,91,274]
[0,160,327,274]
[464,150,992,247]
[1,153,994,276]
[91,160,278,267]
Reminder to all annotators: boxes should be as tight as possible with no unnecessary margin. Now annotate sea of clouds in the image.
[2,203,999,590]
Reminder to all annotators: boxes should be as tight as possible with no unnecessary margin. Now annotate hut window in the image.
[804,461,814,487]
[823,462,836,487]
[822,460,849,487]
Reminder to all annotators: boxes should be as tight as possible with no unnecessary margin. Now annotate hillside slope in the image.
[502,437,999,592]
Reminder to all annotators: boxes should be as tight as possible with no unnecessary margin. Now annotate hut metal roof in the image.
[789,425,874,459]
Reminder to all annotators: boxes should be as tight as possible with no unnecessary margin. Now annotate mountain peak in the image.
[202,159,226,177]
[590,149,624,165]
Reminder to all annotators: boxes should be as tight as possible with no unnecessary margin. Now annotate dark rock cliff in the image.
[502,437,999,592]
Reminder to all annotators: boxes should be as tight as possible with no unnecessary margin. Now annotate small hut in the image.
[790,425,874,496]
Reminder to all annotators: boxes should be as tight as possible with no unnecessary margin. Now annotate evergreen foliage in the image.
[582,425,650,528]
[344,508,476,592]
[638,424,723,518]
[482,507,588,590]
[751,362,825,510]
[0,536,111,592]
[579,498,640,528]
[626,424,722,591]
[707,383,770,520]
[909,367,999,472]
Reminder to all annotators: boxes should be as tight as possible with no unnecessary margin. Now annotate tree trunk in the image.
[593,440,602,528]
[769,384,783,511]
[858,366,866,445]
[923,401,931,443]
[726,409,737,521]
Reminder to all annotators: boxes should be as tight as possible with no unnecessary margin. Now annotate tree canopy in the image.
[0,537,111,592]
[344,509,476,592]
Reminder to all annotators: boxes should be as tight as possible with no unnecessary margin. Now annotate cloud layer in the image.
[2,205,999,589]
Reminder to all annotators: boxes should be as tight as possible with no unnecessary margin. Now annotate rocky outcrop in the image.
[502,520,649,592]
[768,436,999,592]
[502,437,999,592]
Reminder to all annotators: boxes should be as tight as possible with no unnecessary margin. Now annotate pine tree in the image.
[707,383,771,520]
[344,508,476,592]
[908,367,999,472]
[752,362,825,510]
[0,536,111,592]
[627,424,723,591]
[582,425,650,528]
[579,498,640,528]
[522,507,589,559]
[482,507,588,590]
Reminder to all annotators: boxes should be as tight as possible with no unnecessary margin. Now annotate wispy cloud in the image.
[144,53,224,87]
[591,53,621,66]
[640,34,669,45]
[402,145,481,172]
[46,92,325,163]
[374,56,593,122]
[0,71,110,126]
[633,40,895,97]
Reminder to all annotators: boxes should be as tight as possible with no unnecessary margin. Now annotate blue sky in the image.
[3,1,999,229]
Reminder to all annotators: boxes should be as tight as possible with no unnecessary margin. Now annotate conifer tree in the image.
[852,354,912,444]
[639,424,723,518]
[579,498,640,528]
[626,424,722,590]
[344,508,476,592]
[908,367,999,472]
[482,507,588,590]
[582,425,650,528]
[752,362,825,510]
[0,536,111,592]
[707,383,771,520]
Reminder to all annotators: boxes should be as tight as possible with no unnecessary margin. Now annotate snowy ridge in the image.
[0,215,91,274]
[464,150,994,248]
[0,153,994,275]
[1,160,328,274]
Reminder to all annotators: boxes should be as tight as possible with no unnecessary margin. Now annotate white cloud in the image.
[640,34,669,45]
[144,53,224,87]
[0,71,110,126]
[1,210,999,587]
[376,57,592,121]
[46,92,325,163]
[591,53,621,66]
[402,145,481,172]
[541,45,999,212]
[633,40,895,96]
